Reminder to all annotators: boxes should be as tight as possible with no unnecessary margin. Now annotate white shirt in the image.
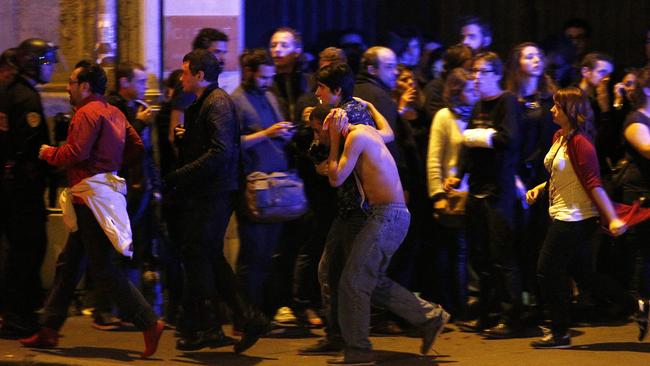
[545,137,598,222]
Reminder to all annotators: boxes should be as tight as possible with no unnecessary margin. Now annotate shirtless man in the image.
[319,108,450,365]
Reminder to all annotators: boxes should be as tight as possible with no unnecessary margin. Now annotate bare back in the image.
[346,124,404,205]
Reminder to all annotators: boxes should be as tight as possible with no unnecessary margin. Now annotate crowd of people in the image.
[1,14,650,365]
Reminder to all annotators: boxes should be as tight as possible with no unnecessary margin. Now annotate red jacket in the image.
[42,94,143,202]
[556,130,650,229]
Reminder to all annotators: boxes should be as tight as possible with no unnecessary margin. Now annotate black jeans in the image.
[466,196,522,325]
[291,210,334,312]
[42,204,158,331]
[537,217,636,336]
[178,191,252,333]
[430,223,468,318]
[621,189,650,299]
[235,211,284,318]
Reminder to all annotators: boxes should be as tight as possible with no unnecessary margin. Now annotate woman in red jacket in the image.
[526,87,647,348]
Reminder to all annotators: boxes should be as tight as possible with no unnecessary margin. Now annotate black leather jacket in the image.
[166,83,240,197]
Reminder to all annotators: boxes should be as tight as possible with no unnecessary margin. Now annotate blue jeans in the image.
[318,209,366,341]
[337,203,441,350]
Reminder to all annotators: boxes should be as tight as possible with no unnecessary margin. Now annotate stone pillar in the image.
[96,0,117,64]
[118,0,162,104]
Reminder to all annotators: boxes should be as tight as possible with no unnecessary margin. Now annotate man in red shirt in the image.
[19,61,164,359]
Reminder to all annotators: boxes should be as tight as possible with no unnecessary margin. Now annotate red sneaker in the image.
[19,327,59,348]
[141,320,164,359]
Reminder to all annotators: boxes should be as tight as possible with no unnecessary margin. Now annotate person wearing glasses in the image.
[451,51,523,339]
[20,61,165,358]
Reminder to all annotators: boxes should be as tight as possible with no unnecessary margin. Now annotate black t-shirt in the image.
[463,91,520,205]
[517,94,558,188]
[622,110,650,193]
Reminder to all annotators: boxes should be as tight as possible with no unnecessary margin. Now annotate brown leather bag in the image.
[245,171,308,223]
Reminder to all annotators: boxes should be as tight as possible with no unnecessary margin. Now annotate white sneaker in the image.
[274,306,297,324]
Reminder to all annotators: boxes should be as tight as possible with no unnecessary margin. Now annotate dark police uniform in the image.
[0,74,49,335]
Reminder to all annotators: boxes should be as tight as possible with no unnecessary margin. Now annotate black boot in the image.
[176,326,236,351]
[233,309,271,354]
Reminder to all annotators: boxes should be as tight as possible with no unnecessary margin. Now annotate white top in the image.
[60,172,133,257]
[545,137,598,222]
[427,108,468,197]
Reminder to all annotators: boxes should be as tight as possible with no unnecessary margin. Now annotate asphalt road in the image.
[1,315,649,366]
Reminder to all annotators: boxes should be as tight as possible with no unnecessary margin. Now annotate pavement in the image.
[1,315,649,366]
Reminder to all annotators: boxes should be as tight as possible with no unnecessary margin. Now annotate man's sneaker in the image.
[298,338,344,356]
[481,321,524,339]
[92,313,122,331]
[264,322,312,338]
[141,320,164,358]
[455,319,485,333]
[327,348,375,365]
[635,299,650,342]
[234,312,271,354]
[303,308,324,328]
[421,308,451,355]
[19,327,59,348]
[176,326,236,351]
[274,306,297,325]
[530,327,571,349]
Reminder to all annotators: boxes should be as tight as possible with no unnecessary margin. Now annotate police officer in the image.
[0,38,57,337]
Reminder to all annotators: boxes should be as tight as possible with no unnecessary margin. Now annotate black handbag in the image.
[604,159,630,201]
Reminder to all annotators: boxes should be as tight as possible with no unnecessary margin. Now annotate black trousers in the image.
[466,196,523,325]
[537,217,636,336]
[177,191,253,333]
[622,189,650,299]
[0,177,47,325]
[42,204,158,331]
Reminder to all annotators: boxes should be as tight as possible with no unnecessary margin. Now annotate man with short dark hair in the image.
[20,61,164,358]
[165,49,269,353]
[169,28,230,153]
[269,27,313,122]
[299,63,400,358]
[192,28,229,69]
[230,48,294,322]
[459,15,492,53]
[90,61,161,329]
[578,52,617,171]
[315,108,449,365]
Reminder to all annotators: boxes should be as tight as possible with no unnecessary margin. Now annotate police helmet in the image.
[15,38,58,83]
